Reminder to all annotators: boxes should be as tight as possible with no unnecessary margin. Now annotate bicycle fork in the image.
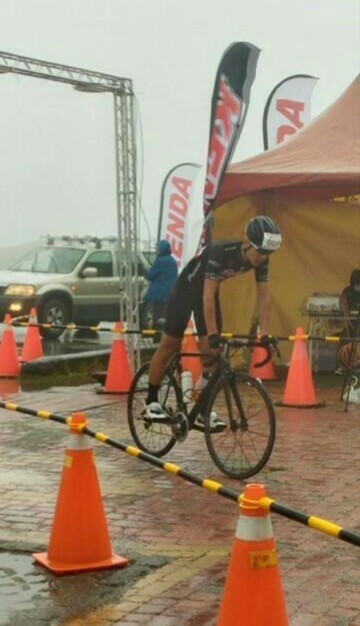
[226,372,248,432]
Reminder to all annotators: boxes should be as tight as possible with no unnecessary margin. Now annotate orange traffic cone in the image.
[20,308,44,362]
[276,327,324,408]
[181,319,202,387]
[98,321,133,394]
[33,413,128,575]
[216,483,288,626]
[0,314,20,378]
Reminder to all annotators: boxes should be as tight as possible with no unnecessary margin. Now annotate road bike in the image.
[127,340,276,480]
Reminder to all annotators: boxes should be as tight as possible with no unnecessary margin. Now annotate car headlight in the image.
[4,284,36,297]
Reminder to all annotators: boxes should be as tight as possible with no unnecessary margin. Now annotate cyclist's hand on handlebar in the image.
[208,333,224,355]
[260,334,280,359]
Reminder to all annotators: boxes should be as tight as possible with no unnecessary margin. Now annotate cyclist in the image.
[143,215,282,428]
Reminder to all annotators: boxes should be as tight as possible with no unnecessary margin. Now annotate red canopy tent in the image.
[216,74,360,205]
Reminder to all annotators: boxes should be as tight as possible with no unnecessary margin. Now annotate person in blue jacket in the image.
[142,239,178,330]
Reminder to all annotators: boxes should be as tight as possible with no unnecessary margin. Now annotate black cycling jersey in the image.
[164,240,269,338]
[181,240,268,286]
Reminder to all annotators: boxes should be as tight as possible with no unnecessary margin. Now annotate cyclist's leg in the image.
[145,286,191,411]
[194,295,226,429]
[195,290,221,374]
[148,333,182,386]
[193,294,212,392]
[194,294,225,430]
[143,334,182,417]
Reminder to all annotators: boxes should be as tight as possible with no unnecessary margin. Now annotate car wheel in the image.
[39,298,70,339]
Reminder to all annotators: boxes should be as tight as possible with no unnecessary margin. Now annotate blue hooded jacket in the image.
[144,240,178,303]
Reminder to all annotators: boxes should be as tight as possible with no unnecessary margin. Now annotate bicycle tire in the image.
[204,371,276,479]
[127,362,181,457]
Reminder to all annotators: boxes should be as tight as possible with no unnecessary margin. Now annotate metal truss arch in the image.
[0,50,139,368]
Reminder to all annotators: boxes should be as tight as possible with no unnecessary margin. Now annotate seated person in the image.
[338,269,360,371]
[340,269,360,338]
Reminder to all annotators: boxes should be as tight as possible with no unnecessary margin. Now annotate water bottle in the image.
[181,371,193,404]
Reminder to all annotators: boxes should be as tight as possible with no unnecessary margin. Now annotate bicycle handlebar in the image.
[189,339,274,369]
[226,339,273,368]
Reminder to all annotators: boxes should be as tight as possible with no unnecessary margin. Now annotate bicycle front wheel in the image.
[204,372,276,479]
[127,362,180,457]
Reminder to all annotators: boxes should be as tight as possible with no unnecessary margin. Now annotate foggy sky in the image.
[0,0,359,247]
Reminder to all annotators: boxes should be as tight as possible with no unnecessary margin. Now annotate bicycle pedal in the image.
[211,424,227,434]
[142,415,172,425]
[192,422,226,434]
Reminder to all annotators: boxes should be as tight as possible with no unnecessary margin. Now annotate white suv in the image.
[0,236,155,338]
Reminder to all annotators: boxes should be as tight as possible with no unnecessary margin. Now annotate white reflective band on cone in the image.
[236,515,273,541]
[67,434,92,450]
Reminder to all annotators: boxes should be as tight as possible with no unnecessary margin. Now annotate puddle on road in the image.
[0,550,169,626]
[42,329,113,356]
[0,552,49,625]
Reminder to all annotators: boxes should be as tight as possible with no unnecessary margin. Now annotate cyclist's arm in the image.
[203,278,220,336]
[257,281,271,335]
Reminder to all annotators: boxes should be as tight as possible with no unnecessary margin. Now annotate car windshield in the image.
[10,247,86,274]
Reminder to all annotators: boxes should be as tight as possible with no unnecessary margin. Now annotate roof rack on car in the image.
[45,235,118,249]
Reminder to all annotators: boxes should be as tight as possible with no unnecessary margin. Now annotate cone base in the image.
[276,401,325,408]
[0,375,20,379]
[33,551,128,575]
[0,374,19,380]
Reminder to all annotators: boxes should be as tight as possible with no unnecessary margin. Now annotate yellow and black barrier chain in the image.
[240,493,359,547]
[6,317,360,344]
[0,399,359,548]
[10,319,160,337]
[219,331,360,344]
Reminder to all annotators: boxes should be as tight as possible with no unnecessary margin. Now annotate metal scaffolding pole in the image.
[113,92,139,368]
[0,50,139,369]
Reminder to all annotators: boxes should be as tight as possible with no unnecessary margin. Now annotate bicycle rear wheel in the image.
[127,362,180,457]
[204,372,276,479]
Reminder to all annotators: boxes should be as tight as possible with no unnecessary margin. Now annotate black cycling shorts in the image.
[164,280,222,338]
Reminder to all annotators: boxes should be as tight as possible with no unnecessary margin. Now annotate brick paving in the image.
[0,376,359,625]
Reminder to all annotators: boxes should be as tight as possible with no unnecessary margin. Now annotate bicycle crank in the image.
[171,412,189,442]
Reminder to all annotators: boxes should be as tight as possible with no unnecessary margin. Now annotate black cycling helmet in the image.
[245,215,282,254]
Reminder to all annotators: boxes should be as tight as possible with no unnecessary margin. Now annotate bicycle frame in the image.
[166,350,246,431]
